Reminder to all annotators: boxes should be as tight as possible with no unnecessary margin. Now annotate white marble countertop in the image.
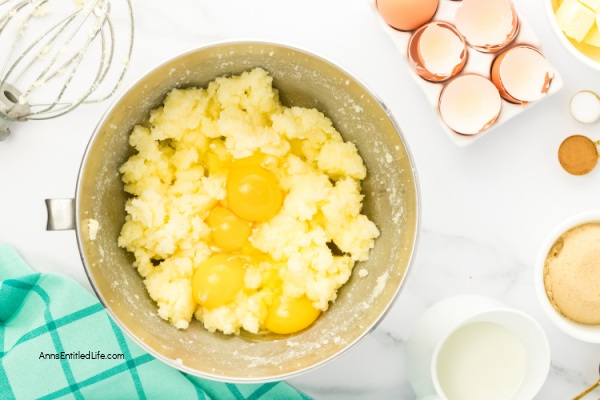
[1,0,600,398]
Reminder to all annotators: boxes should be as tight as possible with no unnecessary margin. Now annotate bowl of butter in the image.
[547,0,600,70]
[73,40,420,382]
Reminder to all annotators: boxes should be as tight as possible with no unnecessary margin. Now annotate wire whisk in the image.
[0,0,134,140]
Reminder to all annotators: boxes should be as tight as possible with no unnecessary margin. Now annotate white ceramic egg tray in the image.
[367,0,564,147]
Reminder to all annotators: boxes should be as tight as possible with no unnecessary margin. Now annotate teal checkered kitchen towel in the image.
[0,244,311,400]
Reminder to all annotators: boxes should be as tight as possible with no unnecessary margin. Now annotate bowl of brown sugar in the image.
[535,211,600,342]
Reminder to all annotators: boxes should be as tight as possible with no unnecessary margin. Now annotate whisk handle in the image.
[0,116,10,141]
[573,380,600,399]
[0,83,31,141]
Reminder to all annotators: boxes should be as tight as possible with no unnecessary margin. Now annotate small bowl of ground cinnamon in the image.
[535,210,600,343]
[558,134,599,176]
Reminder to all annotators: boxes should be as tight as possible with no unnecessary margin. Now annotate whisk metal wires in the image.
[0,0,134,140]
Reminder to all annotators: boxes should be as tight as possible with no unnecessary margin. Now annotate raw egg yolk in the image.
[207,206,251,251]
[192,253,248,309]
[264,296,321,334]
[226,164,282,222]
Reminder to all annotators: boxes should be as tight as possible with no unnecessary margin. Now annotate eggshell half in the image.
[455,0,519,52]
[491,46,553,104]
[408,22,467,82]
[439,74,502,135]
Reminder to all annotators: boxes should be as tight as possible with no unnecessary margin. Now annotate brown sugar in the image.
[558,135,598,175]
[544,223,600,325]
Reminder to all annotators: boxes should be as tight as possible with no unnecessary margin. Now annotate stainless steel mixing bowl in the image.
[69,40,419,382]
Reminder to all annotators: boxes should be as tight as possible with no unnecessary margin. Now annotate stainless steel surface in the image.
[0,114,9,140]
[74,40,420,382]
[45,198,75,230]
[0,82,29,139]
[0,0,134,140]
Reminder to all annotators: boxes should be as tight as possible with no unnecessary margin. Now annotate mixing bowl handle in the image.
[45,198,75,230]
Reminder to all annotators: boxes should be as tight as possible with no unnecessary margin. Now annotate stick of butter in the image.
[556,0,596,42]
[580,0,600,12]
[584,19,600,46]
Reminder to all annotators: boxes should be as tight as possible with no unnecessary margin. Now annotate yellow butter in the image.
[584,20,600,46]
[580,0,600,12]
[556,0,596,42]
[118,68,380,334]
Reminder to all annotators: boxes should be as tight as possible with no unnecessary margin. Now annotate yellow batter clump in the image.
[118,68,379,334]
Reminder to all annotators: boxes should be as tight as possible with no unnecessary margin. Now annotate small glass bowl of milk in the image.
[406,294,550,400]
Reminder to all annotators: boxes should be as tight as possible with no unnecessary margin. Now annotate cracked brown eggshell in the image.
[491,46,553,104]
[439,74,502,136]
[408,22,467,82]
[455,0,519,53]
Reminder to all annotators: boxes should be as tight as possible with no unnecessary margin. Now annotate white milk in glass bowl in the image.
[406,294,550,400]
[435,321,527,399]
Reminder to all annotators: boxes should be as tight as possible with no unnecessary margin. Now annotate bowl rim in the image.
[543,0,600,71]
[73,38,422,382]
[534,210,600,343]
[406,294,550,399]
